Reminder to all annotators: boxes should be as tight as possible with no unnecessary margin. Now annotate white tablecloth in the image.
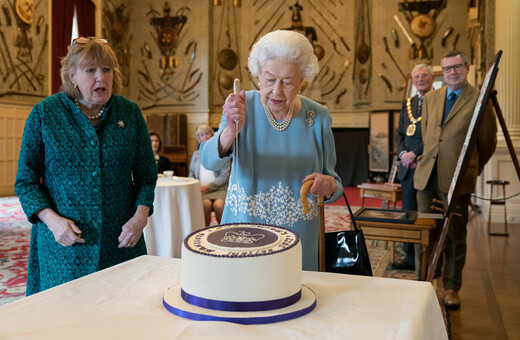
[144,177,205,258]
[0,256,448,340]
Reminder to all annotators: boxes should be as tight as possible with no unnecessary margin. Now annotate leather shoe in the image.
[391,261,415,270]
[444,289,461,309]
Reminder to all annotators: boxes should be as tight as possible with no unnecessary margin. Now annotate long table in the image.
[0,256,448,339]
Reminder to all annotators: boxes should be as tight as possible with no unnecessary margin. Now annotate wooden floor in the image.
[448,211,520,340]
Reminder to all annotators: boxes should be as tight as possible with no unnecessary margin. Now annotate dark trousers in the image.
[400,169,416,266]
[415,168,469,290]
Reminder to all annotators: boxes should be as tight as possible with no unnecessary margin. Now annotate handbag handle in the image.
[342,192,360,231]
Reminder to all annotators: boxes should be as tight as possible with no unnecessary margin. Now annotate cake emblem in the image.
[222,231,265,244]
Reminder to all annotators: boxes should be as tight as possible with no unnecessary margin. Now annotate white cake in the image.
[181,223,302,310]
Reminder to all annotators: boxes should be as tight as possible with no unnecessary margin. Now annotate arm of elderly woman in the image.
[117,205,150,248]
[302,173,338,199]
[36,208,85,246]
[218,91,246,157]
[35,205,150,249]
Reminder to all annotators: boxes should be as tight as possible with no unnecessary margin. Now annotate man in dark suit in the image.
[393,64,435,270]
[414,51,497,309]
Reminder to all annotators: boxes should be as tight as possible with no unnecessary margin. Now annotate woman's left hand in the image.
[118,206,150,248]
[302,173,337,198]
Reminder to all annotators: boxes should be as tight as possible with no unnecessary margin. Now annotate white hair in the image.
[411,63,434,77]
[248,30,319,81]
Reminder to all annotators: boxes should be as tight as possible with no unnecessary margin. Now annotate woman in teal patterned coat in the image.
[15,37,157,295]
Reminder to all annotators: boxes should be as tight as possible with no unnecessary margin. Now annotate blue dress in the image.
[15,92,157,295]
[199,91,343,270]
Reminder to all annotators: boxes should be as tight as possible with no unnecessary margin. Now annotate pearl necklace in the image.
[263,103,294,131]
[75,98,106,120]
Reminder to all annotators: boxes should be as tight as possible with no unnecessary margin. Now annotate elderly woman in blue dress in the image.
[189,124,231,226]
[199,30,343,270]
[15,37,157,295]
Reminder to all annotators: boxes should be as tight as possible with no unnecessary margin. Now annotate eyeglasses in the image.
[72,37,108,46]
[442,63,464,73]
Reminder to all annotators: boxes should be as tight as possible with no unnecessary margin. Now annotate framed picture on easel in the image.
[427,50,504,282]
[446,51,502,215]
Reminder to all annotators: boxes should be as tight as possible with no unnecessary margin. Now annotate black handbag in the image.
[325,193,373,276]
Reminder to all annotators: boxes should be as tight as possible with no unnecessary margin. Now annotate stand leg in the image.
[503,184,509,235]
[488,183,494,234]
[491,91,520,183]
[422,245,428,281]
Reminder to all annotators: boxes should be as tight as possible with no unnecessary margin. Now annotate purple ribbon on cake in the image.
[181,289,302,312]
[163,298,317,325]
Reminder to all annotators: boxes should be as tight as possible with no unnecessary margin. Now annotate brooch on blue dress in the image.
[117,120,125,128]
[305,110,315,127]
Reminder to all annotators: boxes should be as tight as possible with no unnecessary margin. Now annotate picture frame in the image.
[403,70,445,100]
[446,50,502,215]
[369,111,390,172]
[353,207,417,224]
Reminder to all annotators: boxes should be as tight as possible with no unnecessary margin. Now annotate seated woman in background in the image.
[150,132,172,173]
[189,124,231,226]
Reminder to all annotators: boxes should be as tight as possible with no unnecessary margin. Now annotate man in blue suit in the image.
[393,64,434,270]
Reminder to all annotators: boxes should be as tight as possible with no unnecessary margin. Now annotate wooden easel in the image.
[426,90,520,281]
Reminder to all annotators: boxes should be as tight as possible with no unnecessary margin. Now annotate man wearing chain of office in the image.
[394,64,434,271]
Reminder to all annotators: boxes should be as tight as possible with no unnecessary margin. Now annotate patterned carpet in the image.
[0,196,31,306]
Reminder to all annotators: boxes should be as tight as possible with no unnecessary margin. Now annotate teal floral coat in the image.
[15,92,157,295]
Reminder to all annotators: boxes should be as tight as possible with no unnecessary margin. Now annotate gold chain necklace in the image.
[406,97,422,136]
[263,103,294,131]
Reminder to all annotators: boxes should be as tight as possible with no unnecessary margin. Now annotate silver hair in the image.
[411,64,434,77]
[248,30,319,81]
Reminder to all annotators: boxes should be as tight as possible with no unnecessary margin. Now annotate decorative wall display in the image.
[352,0,372,105]
[213,0,242,102]
[102,1,131,87]
[103,0,470,117]
[131,1,208,111]
[373,0,469,107]
[397,0,447,60]
[232,0,469,114]
[0,0,48,99]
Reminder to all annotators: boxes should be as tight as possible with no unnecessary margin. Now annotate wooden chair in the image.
[357,156,402,209]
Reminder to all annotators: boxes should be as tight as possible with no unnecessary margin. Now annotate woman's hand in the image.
[302,173,337,198]
[118,205,150,248]
[200,184,209,195]
[37,208,85,247]
[218,90,246,156]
